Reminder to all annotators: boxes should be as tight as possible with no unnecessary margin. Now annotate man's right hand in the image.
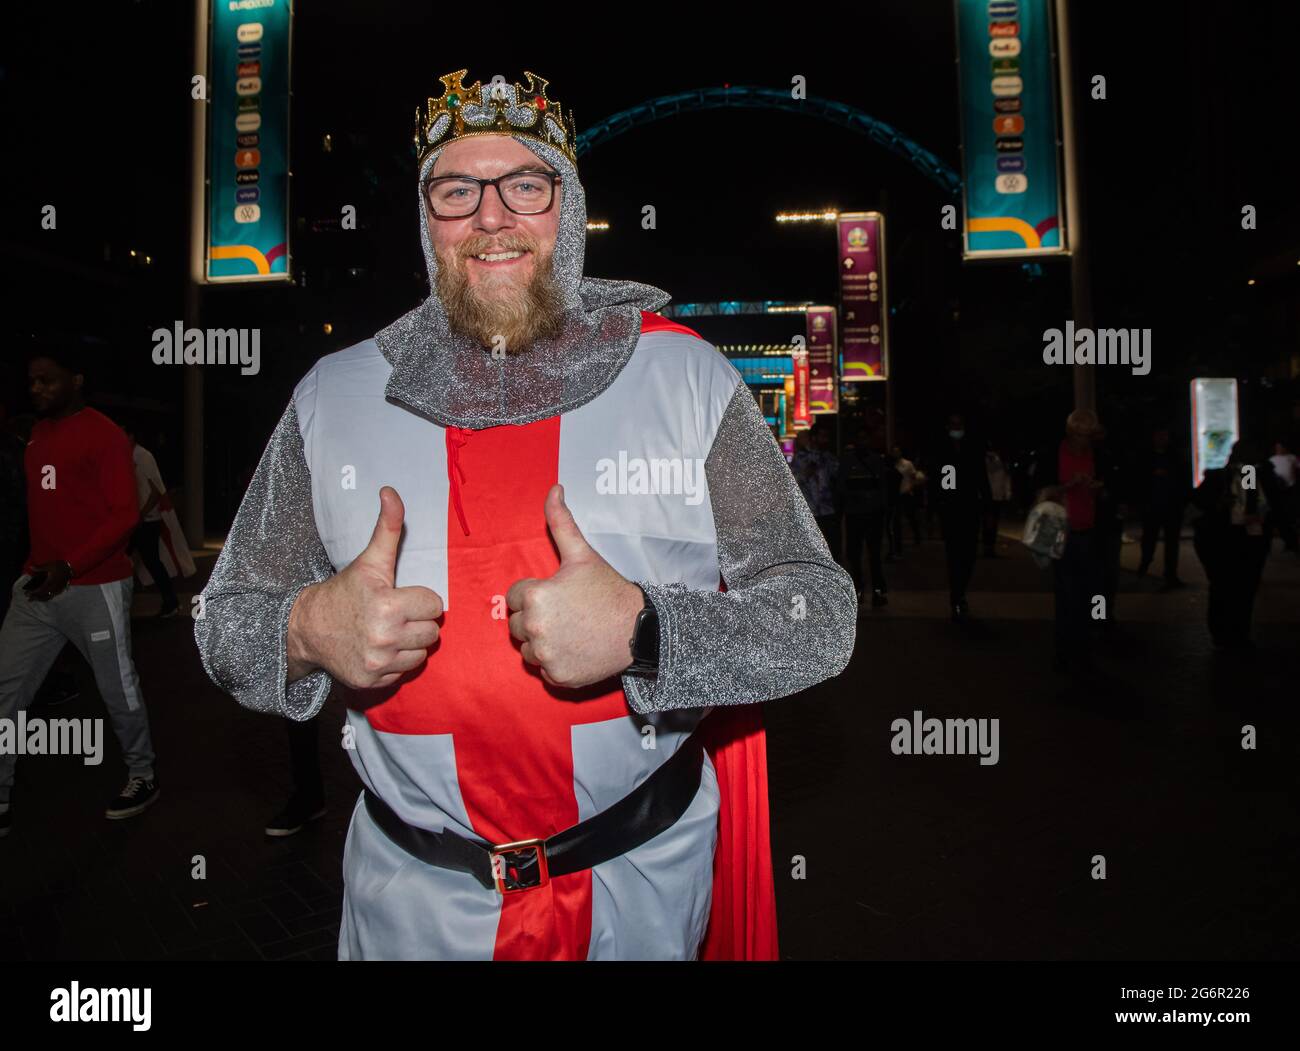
[287,486,443,690]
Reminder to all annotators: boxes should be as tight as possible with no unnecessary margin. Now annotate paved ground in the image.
[2,526,1297,960]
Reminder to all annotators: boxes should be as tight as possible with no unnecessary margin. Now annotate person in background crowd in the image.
[982,440,1012,557]
[889,443,922,554]
[0,342,160,839]
[1135,426,1190,590]
[1090,423,1128,624]
[122,420,180,618]
[264,715,327,837]
[838,426,891,608]
[929,412,990,622]
[0,401,27,625]
[1267,440,1297,552]
[1035,409,1112,678]
[793,422,841,563]
[1192,439,1280,649]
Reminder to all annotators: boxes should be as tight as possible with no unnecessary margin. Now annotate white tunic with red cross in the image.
[293,313,743,959]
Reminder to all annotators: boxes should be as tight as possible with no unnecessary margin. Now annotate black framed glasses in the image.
[424,170,562,219]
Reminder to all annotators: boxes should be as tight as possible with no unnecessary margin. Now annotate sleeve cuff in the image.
[620,579,685,715]
[277,585,333,721]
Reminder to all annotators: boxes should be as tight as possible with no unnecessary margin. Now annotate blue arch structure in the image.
[574,85,961,196]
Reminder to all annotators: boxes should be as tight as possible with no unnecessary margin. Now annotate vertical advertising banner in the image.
[955,0,1068,258]
[1190,378,1240,488]
[837,213,888,381]
[791,348,811,430]
[805,306,838,413]
[206,0,292,281]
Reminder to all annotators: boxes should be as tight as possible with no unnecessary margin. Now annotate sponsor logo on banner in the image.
[991,57,1020,75]
[235,170,260,185]
[234,112,262,131]
[995,137,1024,152]
[236,43,261,60]
[235,149,261,169]
[237,61,261,77]
[989,20,1019,36]
[237,95,260,112]
[235,77,262,96]
[991,75,1023,96]
[236,187,260,203]
[996,155,1026,172]
[236,132,260,148]
[234,203,261,224]
[989,37,1022,57]
[988,0,1017,15]
[995,173,1028,194]
[993,96,1022,113]
[236,22,264,43]
[993,114,1025,135]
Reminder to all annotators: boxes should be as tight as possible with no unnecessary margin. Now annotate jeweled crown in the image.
[414,70,578,169]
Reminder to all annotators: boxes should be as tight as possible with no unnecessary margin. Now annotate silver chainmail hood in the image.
[374,135,671,429]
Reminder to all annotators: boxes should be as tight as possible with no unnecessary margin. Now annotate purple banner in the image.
[837,212,887,380]
[805,306,838,413]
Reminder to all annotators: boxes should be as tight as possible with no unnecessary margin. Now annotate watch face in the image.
[635,607,659,663]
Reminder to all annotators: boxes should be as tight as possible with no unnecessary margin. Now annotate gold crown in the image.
[413,70,578,168]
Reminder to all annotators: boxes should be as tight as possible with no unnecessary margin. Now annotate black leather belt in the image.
[363,731,704,894]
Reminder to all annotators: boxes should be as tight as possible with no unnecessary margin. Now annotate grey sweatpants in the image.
[0,574,156,803]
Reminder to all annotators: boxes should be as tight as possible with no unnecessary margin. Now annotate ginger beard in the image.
[434,232,566,355]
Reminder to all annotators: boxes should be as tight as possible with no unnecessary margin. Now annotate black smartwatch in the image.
[626,585,659,678]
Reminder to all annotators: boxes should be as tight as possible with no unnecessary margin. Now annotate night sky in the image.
[3,1,1297,527]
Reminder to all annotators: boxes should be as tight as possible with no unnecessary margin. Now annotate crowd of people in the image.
[790,408,1297,678]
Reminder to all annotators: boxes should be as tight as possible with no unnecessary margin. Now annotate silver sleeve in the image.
[193,400,337,721]
[621,379,858,714]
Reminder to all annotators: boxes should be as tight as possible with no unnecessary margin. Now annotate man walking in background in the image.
[0,342,160,839]
[1135,426,1189,590]
[930,413,990,622]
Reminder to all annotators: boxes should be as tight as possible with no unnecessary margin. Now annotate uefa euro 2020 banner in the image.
[206,0,292,282]
[955,0,1068,258]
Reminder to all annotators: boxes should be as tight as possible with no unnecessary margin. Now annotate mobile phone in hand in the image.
[23,571,49,592]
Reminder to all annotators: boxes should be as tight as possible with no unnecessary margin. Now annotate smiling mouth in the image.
[470,249,528,264]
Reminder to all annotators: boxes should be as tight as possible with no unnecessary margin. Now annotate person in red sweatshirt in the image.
[0,341,159,840]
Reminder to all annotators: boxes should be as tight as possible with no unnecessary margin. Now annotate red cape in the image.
[637,311,779,960]
[697,703,779,960]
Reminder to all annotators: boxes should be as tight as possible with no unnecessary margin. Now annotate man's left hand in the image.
[506,484,645,688]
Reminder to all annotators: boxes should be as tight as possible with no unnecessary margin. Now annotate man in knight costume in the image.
[195,70,857,960]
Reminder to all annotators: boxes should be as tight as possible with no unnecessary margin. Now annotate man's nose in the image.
[473,183,515,232]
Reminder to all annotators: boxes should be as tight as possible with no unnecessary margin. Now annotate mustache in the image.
[454,233,538,259]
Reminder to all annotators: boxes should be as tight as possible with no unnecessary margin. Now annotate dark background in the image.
[2,1,1297,536]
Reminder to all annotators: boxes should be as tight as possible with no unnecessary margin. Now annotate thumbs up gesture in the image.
[287,486,444,690]
[506,484,645,688]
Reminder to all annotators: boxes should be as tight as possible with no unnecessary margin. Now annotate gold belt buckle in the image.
[489,838,549,894]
